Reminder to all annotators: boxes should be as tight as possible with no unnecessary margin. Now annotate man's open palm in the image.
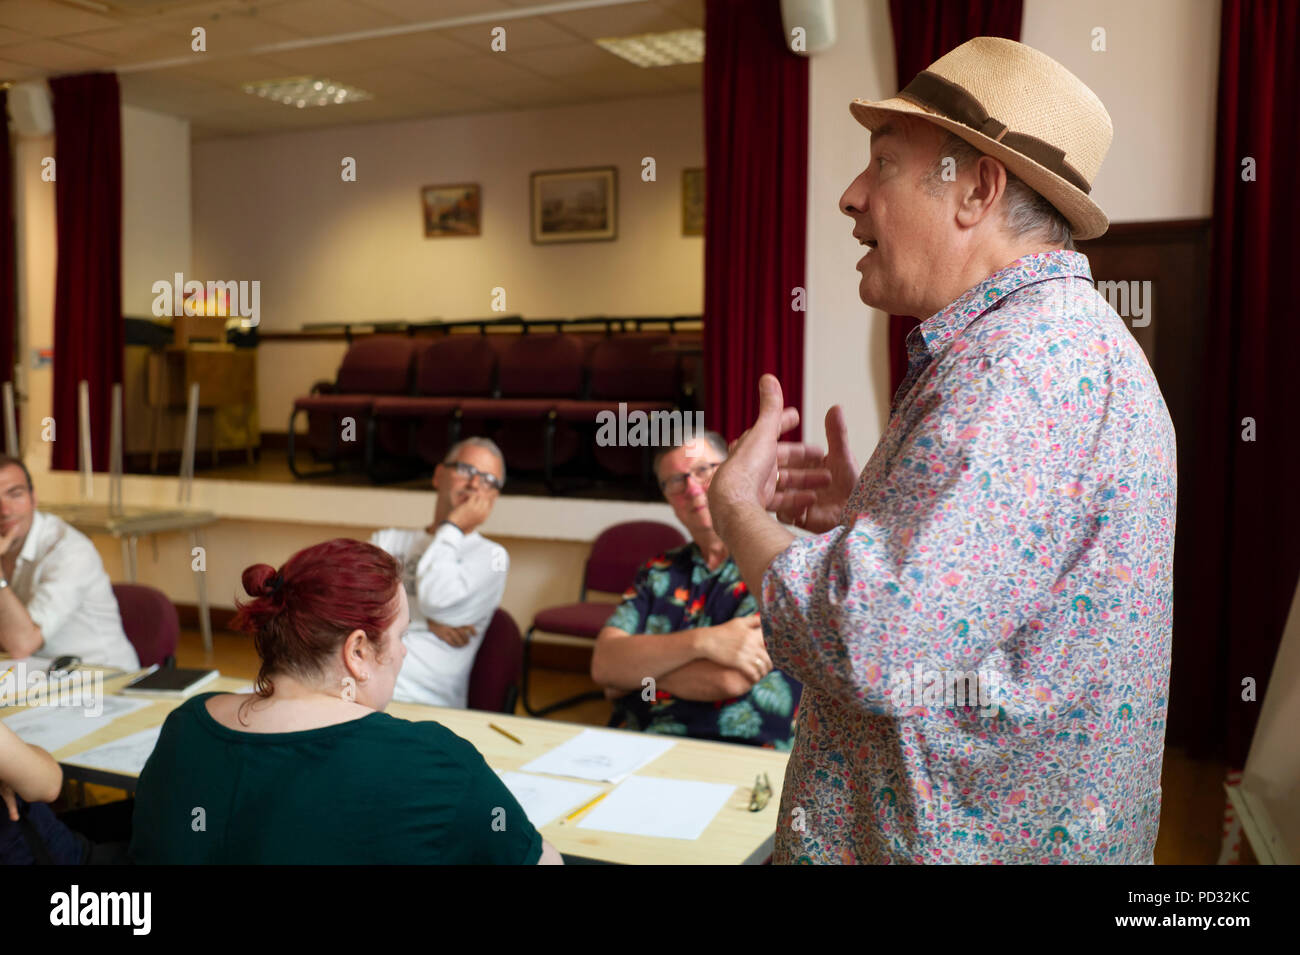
[771,405,860,534]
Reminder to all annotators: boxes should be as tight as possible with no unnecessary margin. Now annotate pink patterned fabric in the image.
[763,251,1176,863]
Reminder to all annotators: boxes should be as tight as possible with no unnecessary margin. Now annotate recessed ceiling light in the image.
[242,76,372,108]
[595,28,704,68]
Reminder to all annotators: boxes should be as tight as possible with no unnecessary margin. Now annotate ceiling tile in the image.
[0,0,119,37]
[542,5,693,40]
[439,16,580,53]
[351,0,493,22]
[0,39,113,72]
[507,41,627,77]
[185,10,308,52]
[412,50,543,89]
[653,61,701,89]
[325,30,474,65]
[0,57,41,82]
[60,27,192,64]
[0,25,32,46]
[655,0,704,28]
[250,0,405,38]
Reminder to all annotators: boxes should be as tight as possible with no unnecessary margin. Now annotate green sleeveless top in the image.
[130,693,542,864]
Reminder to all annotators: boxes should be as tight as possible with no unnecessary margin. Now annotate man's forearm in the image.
[0,587,42,657]
[591,627,710,690]
[657,659,752,701]
[712,502,795,608]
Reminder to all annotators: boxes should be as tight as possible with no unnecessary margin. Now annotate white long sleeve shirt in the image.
[10,511,139,671]
[370,523,508,708]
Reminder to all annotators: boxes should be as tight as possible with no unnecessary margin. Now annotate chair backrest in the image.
[334,336,421,395]
[584,521,687,596]
[588,335,678,400]
[416,335,498,396]
[467,608,522,713]
[111,583,180,668]
[498,334,584,397]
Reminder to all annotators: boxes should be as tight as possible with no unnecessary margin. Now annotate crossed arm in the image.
[591,615,772,702]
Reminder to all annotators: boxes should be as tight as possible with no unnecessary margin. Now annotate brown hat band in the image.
[898,70,1092,195]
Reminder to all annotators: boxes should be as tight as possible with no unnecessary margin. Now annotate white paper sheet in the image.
[0,696,153,752]
[63,726,163,776]
[577,776,736,840]
[520,729,677,783]
[497,771,604,828]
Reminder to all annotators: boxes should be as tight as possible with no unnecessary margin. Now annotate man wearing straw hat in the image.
[708,38,1176,863]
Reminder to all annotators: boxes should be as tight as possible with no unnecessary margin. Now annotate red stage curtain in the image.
[884,1,1022,395]
[703,0,807,441]
[1169,0,1300,764]
[0,90,16,447]
[49,73,123,472]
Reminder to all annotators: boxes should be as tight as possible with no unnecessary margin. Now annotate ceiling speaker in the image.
[781,0,838,56]
[7,80,53,137]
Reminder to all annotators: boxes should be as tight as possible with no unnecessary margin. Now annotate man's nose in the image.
[839,167,870,217]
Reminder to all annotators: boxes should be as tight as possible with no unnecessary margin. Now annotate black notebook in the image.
[120,667,220,700]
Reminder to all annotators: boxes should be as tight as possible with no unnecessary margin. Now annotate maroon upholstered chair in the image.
[111,584,179,669]
[521,520,687,716]
[556,335,681,484]
[288,336,421,477]
[368,335,499,473]
[467,608,523,713]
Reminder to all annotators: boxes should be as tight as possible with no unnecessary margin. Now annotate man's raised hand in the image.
[771,404,859,534]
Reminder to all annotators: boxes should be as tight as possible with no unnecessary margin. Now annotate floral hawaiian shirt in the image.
[762,250,1176,863]
[606,543,802,748]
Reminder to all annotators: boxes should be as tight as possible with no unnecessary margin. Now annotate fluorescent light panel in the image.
[595,28,704,68]
[242,76,373,109]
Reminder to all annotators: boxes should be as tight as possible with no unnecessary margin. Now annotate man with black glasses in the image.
[591,433,801,749]
[370,438,509,707]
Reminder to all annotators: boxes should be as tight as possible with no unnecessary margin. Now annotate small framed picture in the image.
[682,167,705,236]
[422,183,481,237]
[531,166,617,244]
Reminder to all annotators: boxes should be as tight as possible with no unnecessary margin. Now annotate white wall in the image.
[805,0,896,460]
[1022,0,1220,221]
[191,93,704,331]
[121,105,191,316]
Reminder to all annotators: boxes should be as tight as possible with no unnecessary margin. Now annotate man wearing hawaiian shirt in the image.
[591,433,801,749]
[708,39,1176,862]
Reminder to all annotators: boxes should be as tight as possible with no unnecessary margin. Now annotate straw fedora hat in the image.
[850,37,1113,240]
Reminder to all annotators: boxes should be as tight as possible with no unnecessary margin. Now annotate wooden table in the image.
[34,675,788,865]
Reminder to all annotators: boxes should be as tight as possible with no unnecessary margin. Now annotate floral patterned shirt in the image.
[606,543,802,748]
[762,250,1177,863]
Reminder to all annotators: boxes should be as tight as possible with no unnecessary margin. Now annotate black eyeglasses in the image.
[448,461,503,491]
[660,461,720,497]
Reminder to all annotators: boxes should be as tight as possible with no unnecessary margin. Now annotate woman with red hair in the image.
[130,538,560,864]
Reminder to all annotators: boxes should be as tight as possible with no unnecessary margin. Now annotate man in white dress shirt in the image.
[0,456,138,671]
[370,438,509,708]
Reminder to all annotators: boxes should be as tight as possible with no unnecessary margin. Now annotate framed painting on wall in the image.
[530,167,617,244]
[422,183,481,237]
[682,167,705,236]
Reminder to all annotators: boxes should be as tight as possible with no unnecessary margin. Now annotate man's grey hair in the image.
[445,436,506,485]
[924,131,1075,251]
[652,430,728,480]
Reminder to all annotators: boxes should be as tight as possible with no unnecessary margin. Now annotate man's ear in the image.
[955,155,1007,228]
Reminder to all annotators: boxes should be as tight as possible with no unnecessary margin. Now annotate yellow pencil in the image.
[0,666,14,683]
[489,722,523,744]
[562,790,609,824]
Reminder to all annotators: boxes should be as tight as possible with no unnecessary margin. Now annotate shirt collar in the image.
[16,510,47,564]
[916,249,1093,359]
